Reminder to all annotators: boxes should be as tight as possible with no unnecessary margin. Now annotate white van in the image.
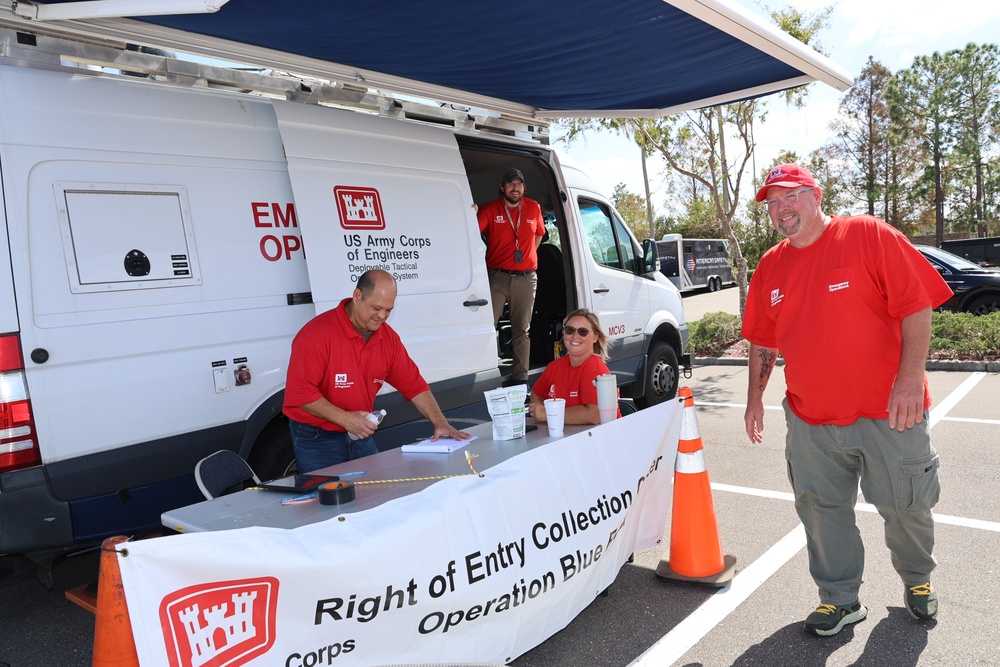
[0,30,690,559]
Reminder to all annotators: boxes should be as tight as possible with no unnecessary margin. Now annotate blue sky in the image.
[554,0,1000,218]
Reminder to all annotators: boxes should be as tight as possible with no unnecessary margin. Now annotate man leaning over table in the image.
[283,269,469,472]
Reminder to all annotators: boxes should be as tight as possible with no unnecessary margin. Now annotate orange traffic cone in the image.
[655,387,737,587]
[92,535,139,667]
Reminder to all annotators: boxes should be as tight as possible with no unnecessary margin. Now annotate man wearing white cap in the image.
[476,168,546,384]
[741,163,953,636]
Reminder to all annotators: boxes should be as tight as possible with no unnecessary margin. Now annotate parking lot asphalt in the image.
[513,365,1000,667]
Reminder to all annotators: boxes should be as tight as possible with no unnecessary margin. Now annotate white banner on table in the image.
[118,400,682,667]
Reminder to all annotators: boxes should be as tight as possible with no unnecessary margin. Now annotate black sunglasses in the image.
[563,325,592,337]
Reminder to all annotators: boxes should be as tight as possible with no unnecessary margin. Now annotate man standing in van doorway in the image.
[476,168,546,384]
[283,270,470,472]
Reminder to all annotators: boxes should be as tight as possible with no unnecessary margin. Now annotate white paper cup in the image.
[544,398,566,436]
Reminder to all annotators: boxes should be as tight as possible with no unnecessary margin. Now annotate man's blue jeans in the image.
[288,420,378,472]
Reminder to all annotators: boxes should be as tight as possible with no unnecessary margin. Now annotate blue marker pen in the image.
[338,471,367,478]
[281,493,316,504]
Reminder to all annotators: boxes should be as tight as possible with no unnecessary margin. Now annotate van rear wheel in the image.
[635,341,679,409]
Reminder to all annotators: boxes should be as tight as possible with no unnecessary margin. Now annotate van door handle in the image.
[464,298,489,307]
[593,288,610,294]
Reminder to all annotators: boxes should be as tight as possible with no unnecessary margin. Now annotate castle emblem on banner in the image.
[334,186,386,230]
[159,577,279,667]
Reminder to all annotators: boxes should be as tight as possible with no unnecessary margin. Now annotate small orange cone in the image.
[92,535,139,667]
[656,387,736,586]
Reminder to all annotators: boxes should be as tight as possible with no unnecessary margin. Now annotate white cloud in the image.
[792,0,1000,71]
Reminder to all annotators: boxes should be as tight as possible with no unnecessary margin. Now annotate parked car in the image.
[916,245,1000,315]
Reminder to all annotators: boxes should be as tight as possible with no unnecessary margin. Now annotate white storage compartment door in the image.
[272,101,496,383]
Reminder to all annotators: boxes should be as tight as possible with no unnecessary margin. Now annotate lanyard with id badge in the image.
[504,203,523,264]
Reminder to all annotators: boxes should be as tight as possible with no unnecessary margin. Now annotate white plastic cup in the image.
[594,374,617,424]
[543,398,566,437]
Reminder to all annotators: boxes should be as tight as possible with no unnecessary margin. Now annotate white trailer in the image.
[656,234,735,292]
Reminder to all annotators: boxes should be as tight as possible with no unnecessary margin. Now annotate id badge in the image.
[514,249,523,264]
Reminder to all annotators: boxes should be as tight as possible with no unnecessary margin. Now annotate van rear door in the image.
[272,102,496,384]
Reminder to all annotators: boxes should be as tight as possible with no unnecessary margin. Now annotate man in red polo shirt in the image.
[743,164,952,637]
[477,168,546,384]
[284,270,469,471]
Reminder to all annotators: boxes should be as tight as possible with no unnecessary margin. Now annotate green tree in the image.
[887,51,959,245]
[634,101,760,314]
[612,183,658,240]
[949,43,1000,237]
[831,57,893,216]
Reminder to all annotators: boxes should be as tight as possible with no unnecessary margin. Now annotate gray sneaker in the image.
[905,583,938,620]
[803,601,868,636]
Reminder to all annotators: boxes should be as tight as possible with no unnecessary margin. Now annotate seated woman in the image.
[528,309,621,426]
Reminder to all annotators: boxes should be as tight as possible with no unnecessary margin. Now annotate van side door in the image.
[574,195,650,363]
[271,101,497,385]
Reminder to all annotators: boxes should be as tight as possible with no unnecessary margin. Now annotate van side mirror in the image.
[641,238,659,275]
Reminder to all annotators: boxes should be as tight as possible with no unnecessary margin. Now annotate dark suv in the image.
[916,245,1000,315]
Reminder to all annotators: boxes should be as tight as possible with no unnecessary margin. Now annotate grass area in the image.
[689,311,1000,361]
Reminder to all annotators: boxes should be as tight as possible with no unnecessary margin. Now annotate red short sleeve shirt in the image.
[283,299,430,429]
[741,216,953,425]
[532,355,621,417]
[477,197,546,271]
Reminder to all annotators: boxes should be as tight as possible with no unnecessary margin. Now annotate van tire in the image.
[707,277,719,292]
[635,341,679,409]
[247,417,297,480]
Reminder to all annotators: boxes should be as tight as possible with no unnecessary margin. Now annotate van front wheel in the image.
[248,417,297,481]
[635,341,679,409]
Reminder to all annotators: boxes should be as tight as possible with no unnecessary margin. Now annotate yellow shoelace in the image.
[814,603,838,616]
[909,583,933,597]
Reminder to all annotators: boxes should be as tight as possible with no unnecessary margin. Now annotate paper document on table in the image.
[401,436,478,453]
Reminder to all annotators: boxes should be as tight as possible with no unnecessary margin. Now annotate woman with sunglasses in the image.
[528,309,621,425]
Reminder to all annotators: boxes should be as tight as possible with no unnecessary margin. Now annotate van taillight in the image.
[0,334,41,471]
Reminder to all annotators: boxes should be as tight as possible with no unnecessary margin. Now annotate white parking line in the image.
[631,372,990,667]
[940,416,1000,425]
[929,372,987,428]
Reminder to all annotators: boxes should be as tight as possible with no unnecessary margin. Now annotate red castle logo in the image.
[160,577,279,667]
[334,186,386,230]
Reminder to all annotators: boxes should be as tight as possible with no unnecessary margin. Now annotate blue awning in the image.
[2,0,853,117]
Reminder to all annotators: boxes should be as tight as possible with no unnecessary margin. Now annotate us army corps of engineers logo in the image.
[334,186,385,230]
[160,577,279,667]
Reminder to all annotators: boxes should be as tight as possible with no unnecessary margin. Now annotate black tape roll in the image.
[318,480,356,506]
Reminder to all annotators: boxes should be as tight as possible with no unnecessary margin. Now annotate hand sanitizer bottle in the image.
[348,409,386,440]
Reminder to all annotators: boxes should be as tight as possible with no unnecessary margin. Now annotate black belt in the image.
[490,268,536,276]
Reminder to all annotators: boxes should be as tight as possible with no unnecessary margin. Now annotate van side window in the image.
[579,198,636,272]
[612,217,637,272]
